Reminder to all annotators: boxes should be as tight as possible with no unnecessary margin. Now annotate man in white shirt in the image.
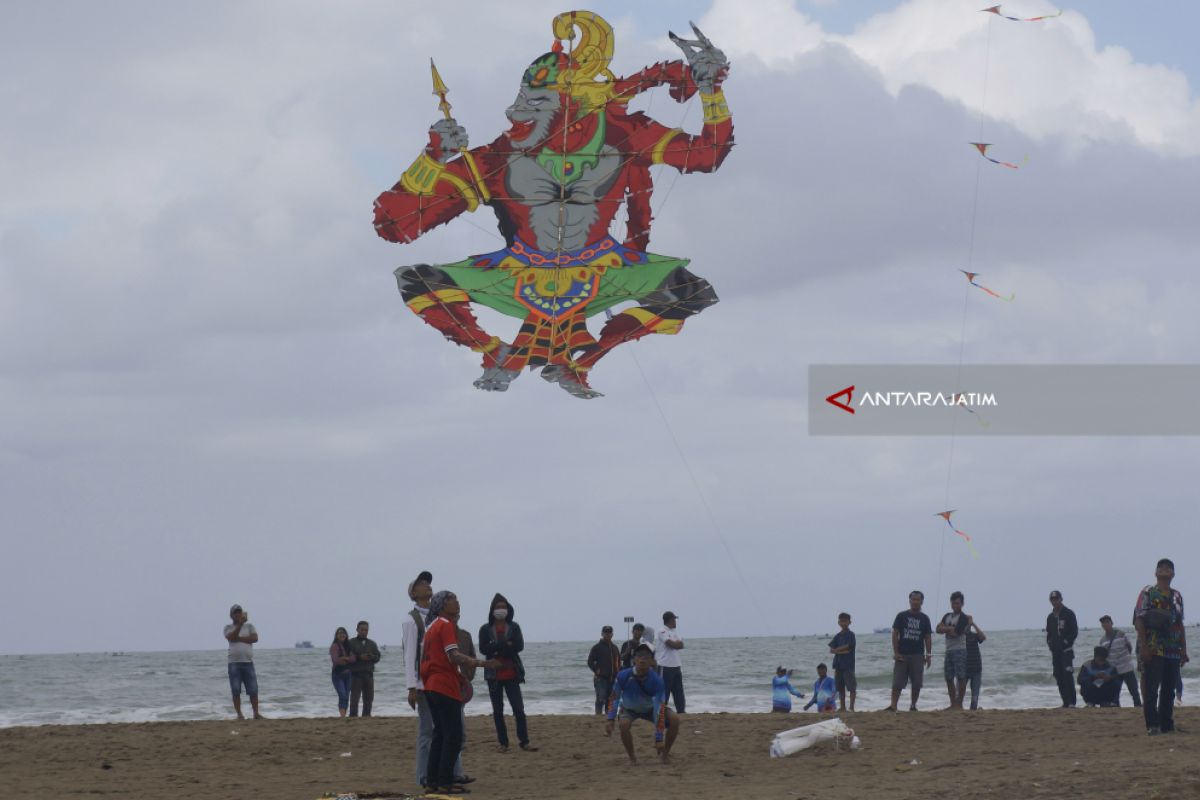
[401,570,467,789]
[223,604,262,720]
[655,611,686,712]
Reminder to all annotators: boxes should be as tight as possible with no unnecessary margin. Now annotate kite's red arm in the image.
[373,137,503,244]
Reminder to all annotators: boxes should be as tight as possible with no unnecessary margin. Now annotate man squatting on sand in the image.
[605,641,680,764]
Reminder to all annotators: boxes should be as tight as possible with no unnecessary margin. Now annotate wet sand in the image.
[2,708,1197,798]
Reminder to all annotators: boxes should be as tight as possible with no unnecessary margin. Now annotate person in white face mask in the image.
[478,593,537,752]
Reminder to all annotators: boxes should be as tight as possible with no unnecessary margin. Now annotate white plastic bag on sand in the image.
[769,717,855,757]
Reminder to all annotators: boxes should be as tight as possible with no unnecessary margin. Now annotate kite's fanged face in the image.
[506,86,562,150]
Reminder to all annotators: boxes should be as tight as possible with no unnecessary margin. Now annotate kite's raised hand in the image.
[669,22,728,94]
[427,118,469,163]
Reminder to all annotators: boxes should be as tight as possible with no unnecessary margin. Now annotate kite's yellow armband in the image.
[399,152,479,212]
[700,90,731,125]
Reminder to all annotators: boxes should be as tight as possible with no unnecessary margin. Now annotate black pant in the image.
[1051,650,1076,707]
[349,672,374,716]
[593,675,615,715]
[1080,680,1121,706]
[488,679,528,747]
[1118,670,1142,707]
[659,666,686,712]
[1143,656,1181,732]
[424,690,464,788]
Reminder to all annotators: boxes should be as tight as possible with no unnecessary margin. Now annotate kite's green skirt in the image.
[438,237,687,320]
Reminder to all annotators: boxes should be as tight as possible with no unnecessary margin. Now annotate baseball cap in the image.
[229,604,243,616]
[662,611,678,622]
[634,641,654,654]
[1157,558,1175,569]
[407,570,434,600]
[602,625,613,633]
[1049,590,1062,600]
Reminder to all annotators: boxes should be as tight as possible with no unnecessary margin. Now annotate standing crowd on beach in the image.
[219,557,1187,792]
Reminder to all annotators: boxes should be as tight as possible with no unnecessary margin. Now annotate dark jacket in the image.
[1046,606,1078,653]
[457,626,478,683]
[478,592,525,683]
[588,639,621,679]
[619,637,644,669]
[348,636,381,673]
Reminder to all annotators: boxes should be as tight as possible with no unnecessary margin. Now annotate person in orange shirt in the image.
[421,591,496,795]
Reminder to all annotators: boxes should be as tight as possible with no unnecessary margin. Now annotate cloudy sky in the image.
[3,1,1198,655]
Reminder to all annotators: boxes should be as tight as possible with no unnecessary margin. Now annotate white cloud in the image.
[702,0,1200,155]
[700,0,827,67]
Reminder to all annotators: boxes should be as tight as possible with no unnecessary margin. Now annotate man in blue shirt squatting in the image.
[605,642,679,764]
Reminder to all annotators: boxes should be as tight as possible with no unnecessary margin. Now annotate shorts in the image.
[944,649,967,681]
[228,661,258,696]
[892,654,926,691]
[835,669,857,692]
[619,707,669,726]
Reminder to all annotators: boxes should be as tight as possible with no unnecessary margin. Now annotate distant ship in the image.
[872,627,890,634]
[294,640,314,649]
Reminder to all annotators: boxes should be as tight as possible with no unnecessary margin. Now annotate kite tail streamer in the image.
[981,5,1063,22]
[937,511,981,559]
[970,142,1019,169]
[953,527,981,559]
[980,286,1015,302]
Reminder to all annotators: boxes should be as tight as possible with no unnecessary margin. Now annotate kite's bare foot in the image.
[540,365,603,399]
[474,346,519,392]
[474,368,519,392]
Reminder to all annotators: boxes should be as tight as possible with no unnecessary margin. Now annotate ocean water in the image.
[3,630,1196,727]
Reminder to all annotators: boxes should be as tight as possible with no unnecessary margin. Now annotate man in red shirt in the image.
[421,591,495,795]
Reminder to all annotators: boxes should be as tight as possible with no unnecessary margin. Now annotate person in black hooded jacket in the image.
[478,593,537,752]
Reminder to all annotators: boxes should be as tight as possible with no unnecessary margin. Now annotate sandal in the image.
[496,744,510,753]
[519,742,539,752]
[434,786,471,795]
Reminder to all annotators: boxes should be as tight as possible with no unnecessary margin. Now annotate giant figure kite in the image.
[373,10,734,398]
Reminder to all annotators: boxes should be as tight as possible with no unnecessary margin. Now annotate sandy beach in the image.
[3,708,1197,798]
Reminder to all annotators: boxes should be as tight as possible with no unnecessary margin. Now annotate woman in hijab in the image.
[421,591,494,795]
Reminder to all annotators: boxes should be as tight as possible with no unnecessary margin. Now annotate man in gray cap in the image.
[401,570,468,788]
[223,604,262,720]
[1046,590,1078,708]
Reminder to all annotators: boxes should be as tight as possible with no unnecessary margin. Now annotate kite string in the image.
[601,81,769,630]
[966,17,992,272]
[624,346,772,633]
[936,15,993,619]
